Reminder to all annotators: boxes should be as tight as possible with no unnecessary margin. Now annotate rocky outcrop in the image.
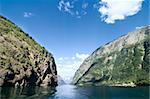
[0,16,57,87]
[73,26,150,86]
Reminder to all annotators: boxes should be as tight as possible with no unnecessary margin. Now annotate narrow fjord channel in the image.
[0,85,149,99]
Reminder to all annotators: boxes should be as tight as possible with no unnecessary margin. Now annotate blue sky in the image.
[0,0,149,82]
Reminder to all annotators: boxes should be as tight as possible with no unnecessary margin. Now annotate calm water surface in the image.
[0,85,149,99]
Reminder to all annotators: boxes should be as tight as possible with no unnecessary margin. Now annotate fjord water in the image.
[0,85,149,99]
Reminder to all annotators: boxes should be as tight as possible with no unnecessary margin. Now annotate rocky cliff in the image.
[73,26,150,86]
[0,16,57,87]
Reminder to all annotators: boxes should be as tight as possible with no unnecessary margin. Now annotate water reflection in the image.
[0,86,56,99]
[49,85,88,99]
[0,85,149,99]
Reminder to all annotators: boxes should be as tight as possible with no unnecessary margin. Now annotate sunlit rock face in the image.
[73,26,150,86]
[0,16,57,87]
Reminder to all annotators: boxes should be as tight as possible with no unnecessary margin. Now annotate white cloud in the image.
[82,3,88,9]
[98,0,144,24]
[58,0,88,18]
[64,57,69,60]
[23,12,33,18]
[75,53,89,60]
[58,57,63,61]
[58,0,74,15]
[93,3,100,9]
[56,53,89,83]
[58,0,144,23]
[71,57,75,60]
[136,26,144,29]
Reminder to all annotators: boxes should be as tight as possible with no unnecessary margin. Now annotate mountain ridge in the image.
[73,26,150,86]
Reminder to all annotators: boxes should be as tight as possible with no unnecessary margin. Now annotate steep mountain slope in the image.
[73,26,150,86]
[0,16,57,87]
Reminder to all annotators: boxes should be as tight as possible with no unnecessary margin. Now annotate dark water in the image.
[0,85,149,99]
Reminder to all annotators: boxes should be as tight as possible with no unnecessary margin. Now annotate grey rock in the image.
[73,26,150,86]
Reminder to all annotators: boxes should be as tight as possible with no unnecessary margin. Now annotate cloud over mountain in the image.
[56,53,89,83]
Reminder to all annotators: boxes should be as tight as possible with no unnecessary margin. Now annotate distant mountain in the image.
[73,26,150,87]
[0,16,57,87]
[57,75,66,85]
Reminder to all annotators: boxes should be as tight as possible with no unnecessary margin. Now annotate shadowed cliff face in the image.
[73,26,150,86]
[0,16,57,87]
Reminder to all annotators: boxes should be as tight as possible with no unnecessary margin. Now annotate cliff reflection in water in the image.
[0,85,149,99]
[0,86,56,99]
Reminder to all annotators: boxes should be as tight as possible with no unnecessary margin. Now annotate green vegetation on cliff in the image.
[73,26,150,86]
[0,16,57,87]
